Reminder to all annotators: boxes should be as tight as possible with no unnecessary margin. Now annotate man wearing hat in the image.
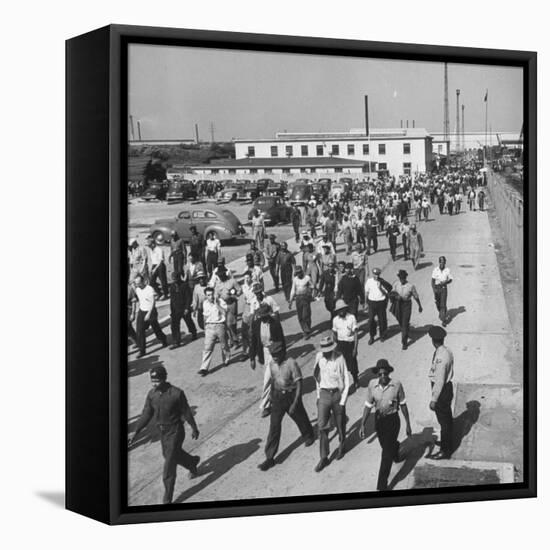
[360,359,412,491]
[317,233,336,256]
[336,262,365,318]
[265,234,281,292]
[290,205,302,242]
[258,341,315,471]
[169,271,197,349]
[277,242,296,302]
[212,265,242,349]
[332,299,359,388]
[313,336,350,471]
[191,270,207,331]
[386,218,401,261]
[391,269,423,350]
[250,303,286,416]
[128,366,200,504]
[128,236,148,282]
[184,252,205,289]
[188,225,204,263]
[250,282,280,320]
[289,266,314,337]
[318,261,337,320]
[427,325,454,459]
[147,238,170,300]
[169,230,187,276]
[365,211,379,255]
[431,256,453,326]
[134,274,168,357]
[319,242,337,272]
[365,267,391,344]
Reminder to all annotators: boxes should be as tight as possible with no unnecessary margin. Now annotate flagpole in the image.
[484,89,488,166]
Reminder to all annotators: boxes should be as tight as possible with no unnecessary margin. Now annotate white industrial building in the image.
[227,128,433,177]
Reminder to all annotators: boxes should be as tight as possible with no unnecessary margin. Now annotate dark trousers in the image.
[317,388,346,459]
[241,319,251,352]
[281,267,293,301]
[368,299,387,338]
[388,237,397,260]
[402,235,409,259]
[433,381,454,455]
[433,285,448,323]
[136,308,167,355]
[292,222,300,241]
[196,309,204,331]
[269,260,280,290]
[366,234,378,254]
[170,309,197,344]
[344,297,359,318]
[397,300,412,344]
[265,389,314,460]
[438,200,444,215]
[296,295,312,334]
[172,252,185,275]
[159,423,195,504]
[375,412,400,491]
[150,263,169,297]
[336,340,358,379]
[128,319,137,343]
[205,250,218,277]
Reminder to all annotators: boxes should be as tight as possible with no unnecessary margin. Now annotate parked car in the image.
[265,180,286,197]
[236,180,258,201]
[141,182,166,201]
[149,206,246,243]
[217,181,243,201]
[255,178,273,194]
[311,179,331,201]
[289,183,312,206]
[248,196,292,225]
[166,180,197,202]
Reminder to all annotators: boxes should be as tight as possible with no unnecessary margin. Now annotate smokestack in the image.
[195,123,200,144]
[400,120,403,128]
[406,120,409,128]
[137,120,142,141]
[129,115,135,140]
[364,95,369,137]
[413,120,415,128]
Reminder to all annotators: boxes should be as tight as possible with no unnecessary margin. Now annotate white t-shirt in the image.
[332,313,358,342]
[432,266,452,285]
[135,285,156,312]
[365,277,387,301]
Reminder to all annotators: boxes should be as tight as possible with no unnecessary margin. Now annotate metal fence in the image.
[487,171,524,288]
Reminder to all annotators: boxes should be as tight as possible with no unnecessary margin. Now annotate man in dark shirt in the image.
[169,230,186,276]
[265,234,281,291]
[365,212,379,255]
[169,271,197,349]
[277,242,296,302]
[336,262,365,318]
[128,366,200,504]
[189,225,204,262]
[290,206,302,242]
[386,219,400,261]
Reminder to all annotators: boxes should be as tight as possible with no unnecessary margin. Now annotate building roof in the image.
[189,156,370,170]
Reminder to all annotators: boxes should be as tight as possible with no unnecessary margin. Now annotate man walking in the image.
[313,336,350,472]
[332,300,359,388]
[277,242,296,302]
[336,262,365,318]
[169,230,186,276]
[265,234,281,291]
[189,225,204,262]
[257,341,315,471]
[197,287,231,376]
[290,205,302,242]
[128,366,200,504]
[365,212,379,255]
[359,359,412,491]
[391,269,422,350]
[427,325,454,460]
[431,256,452,326]
[134,274,168,358]
[365,267,390,344]
[386,219,400,261]
[148,238,170,300]
[288,266,314,337]
[169,271,197,349]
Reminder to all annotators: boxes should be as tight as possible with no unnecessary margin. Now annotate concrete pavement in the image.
[128,197,522,506]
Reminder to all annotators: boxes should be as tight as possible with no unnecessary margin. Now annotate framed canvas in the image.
[66,24,536,525]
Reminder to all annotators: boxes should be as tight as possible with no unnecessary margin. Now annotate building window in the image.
[438,144,443,154]
[265,168,272,174]
[316,144,324,156]
[270,146,278,157]
[403,162,412,175]
[301,145,308,156]
[300,168,307,173]
[362,144,369,155]
[228,169,236,174]
[285,145,293,157]
[378,144,386,155]
[403,143,411,154]
[347,144,355,155]
[282,168,290,174]
[378,163,387,171]
[250,168,257,174]
[211,169,218,174]
[331,144,339,155]
[335,167,343,173]
[310,168,316,173]
[247,146,255,157]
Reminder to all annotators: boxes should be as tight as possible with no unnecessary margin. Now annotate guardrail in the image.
[487,171,524,288]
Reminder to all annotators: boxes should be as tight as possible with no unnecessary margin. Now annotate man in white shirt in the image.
[431,256,453,326]
[148,240,170,300]
[197,287,231,376]
[134,274,168,358]
[365,267,390,344]
[313,336,350,472]
[332,299,359,388]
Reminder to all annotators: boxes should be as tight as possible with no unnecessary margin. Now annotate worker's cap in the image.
[251,282,263,293]
[397,269,408,278]
[193,270,206,280]
[319,336,337,353]
[268,341,284,355]
[345,262,354,270]
[372,267,382,275]
[428,325,447,340]
[373,359,394,374]
[257,303,272,318]
[149,365,168,381]
[334,299,348,312]
[337,260,346,266]
[269,234,276,240]
[189,225,197,231]
[154,233,164,245]
[217,258,226,265]
[322,243,331,249]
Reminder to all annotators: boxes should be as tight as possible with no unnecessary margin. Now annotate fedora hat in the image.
[319,336,337,353]
[373,359,394,374]
[334,299,348,312]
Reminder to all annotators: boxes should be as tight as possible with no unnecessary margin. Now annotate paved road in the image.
[127,197,522,506]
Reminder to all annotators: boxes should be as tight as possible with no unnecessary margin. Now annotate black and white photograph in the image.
[125,42,527,507]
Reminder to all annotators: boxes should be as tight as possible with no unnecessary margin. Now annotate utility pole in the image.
[455,89,461,153]
[443,63,450,148]
[137,120,142,141]
[461,104,465,153]
[129,115,135,141]
[209,122,215,143]
[195,123,200,144]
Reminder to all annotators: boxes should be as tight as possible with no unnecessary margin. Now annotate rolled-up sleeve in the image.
[397,382,407,405]
[364,384,374,408]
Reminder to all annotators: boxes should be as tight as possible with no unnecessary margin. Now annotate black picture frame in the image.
[66,24,537,525]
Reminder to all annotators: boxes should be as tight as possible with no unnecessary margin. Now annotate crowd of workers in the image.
[127,168,486,504]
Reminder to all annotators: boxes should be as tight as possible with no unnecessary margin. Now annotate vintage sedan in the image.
[149,206,246,243]
[289,183,312,206]
[141,182,166,201]
[217,181,243,201]
[265,180,287,197]
[248,196,292,225]
[166,180,197,202]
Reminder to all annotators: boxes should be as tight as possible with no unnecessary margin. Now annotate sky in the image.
[128,43,523,141]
